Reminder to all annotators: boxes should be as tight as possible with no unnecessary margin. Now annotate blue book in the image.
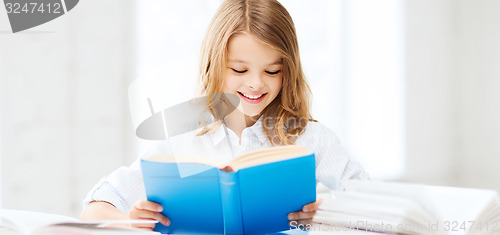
[141,145,316,235]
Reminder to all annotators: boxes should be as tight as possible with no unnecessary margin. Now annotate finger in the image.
[302,199,323,212]
[142,211,169,226]
[133,200,163,212]
[130,223,155,230]
[155,214,171,226]
[129,208,156,220]
[129,207,170,227]
[288,211,316,220]
[134,210,170,226]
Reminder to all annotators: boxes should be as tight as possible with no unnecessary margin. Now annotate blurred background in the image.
[0,0,499,217]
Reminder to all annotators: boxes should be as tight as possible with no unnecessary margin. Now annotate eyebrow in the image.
[229,59,282,66]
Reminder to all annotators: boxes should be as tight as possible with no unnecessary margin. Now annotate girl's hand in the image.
[288,199,323,227]
[128,200,170,231]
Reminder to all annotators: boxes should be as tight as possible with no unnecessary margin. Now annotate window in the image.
[338,0,406,179]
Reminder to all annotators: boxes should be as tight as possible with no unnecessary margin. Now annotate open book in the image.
[0,209,157,235]
[312,181,500,235]
[141,145,317,235]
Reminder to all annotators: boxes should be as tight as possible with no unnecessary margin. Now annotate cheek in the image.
[222,75,237,93]
[272,77,283,94]
[222,80,229,93]
[221,72,230,92]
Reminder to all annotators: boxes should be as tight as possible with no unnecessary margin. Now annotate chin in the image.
[244,112,261,117]
[242,110,261,117]
[239,107,263,117]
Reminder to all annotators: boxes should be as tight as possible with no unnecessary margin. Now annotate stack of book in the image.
[313,181,500,235]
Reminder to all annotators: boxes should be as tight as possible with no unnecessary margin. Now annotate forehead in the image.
[227,33,282,65]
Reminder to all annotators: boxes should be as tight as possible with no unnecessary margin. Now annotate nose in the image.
[247,73,264,90]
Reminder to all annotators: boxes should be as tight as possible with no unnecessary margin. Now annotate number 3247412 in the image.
[4,3,62,14]
[444,221,500,232]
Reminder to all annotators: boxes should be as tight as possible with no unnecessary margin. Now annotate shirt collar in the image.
[210,123,228,146]
[248,116,269,144]
[209,116,268,146]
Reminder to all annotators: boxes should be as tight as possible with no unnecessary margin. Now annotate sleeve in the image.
[304,122,370,191]
[82,140,172,213]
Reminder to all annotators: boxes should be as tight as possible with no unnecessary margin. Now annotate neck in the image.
[224,110,260,143]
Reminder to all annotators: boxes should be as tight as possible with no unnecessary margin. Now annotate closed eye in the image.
[265,70,281,75]
[231,68,247,74]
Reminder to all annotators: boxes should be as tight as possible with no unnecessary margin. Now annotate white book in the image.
[312,181,500,235]
[0,209,158,235]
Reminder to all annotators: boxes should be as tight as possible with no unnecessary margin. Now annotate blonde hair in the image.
[198,0,314,145]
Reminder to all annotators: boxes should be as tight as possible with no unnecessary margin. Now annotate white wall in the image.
[0,0,137,217]
[403,0,455,185]
[454,0,500,190]
[402,0,500,192]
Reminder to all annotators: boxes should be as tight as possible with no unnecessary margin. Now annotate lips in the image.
[237,91,267,104]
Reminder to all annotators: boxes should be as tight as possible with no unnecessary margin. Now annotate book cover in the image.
[141,147,316,234]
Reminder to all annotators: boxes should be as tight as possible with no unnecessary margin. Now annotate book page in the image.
[318,191,437,234]
[0,209,79,235]
[229,145,312,170]
[147,145,312,172]
[424,185,499,235]
[343,180,442,220]
[341,181,500,235]
[0,209,160,235]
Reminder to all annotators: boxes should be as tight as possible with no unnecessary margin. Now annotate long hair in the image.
[198,0,314,145]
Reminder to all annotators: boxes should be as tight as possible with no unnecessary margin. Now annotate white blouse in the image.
[83,119,369,213]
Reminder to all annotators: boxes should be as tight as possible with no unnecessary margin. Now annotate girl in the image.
[81,0,369,231]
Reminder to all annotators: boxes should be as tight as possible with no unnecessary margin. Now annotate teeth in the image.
[240,92,264,99]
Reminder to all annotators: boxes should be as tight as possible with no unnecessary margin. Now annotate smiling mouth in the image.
[238,91,266,99]
[237,91,267,103]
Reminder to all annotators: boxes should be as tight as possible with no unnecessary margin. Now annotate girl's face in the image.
[223,33,283,117]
